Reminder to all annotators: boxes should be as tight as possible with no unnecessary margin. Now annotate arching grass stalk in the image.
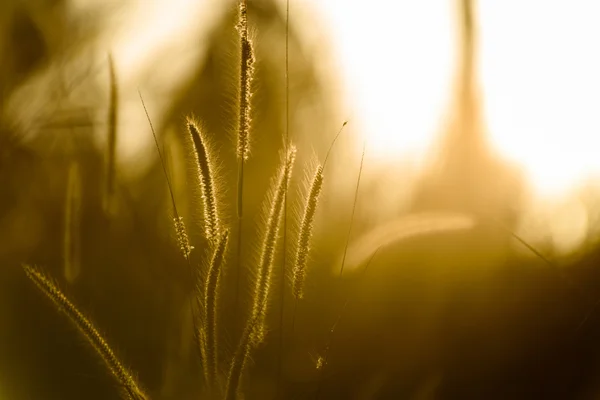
[23,265,149,400]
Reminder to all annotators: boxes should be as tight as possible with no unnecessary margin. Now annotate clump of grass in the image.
[64,160,82,284]
[22,264,148,400]
[187,117,221,242]
[202,229,230,389]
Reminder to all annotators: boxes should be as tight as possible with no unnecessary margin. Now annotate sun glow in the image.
[310,0,455,161]
[312,0,600,197]
[479,0,600,196]
[83,0,600,200]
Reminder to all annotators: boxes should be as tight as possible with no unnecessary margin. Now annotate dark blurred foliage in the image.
[2,0,600,400]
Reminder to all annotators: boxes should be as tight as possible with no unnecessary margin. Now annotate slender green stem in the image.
[276,0,291,396]
[339,142,366,277]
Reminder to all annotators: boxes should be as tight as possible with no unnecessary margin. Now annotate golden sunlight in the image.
[310,0,455,161]
[85,0,600,201]
[479,0,600,196]
[313,0,600,197]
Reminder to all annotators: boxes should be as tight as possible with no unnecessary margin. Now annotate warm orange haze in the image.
[1,0,600,399]
[111,0,600,254]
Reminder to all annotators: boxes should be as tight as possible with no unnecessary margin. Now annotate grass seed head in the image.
[292,164,324,299]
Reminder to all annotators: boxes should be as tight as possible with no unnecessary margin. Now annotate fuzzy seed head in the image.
[236,1,255,161]
[186,119,221,241]
[293,165,323,299]
[174,216,194,258]
[316,356,326,370]
[252,146,296,324]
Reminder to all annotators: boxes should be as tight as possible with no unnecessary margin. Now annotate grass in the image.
[22,264,149,400]
[15,1,600,399]
[18,2,364,399]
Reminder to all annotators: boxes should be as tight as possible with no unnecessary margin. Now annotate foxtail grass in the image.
[235,0,255,220]
[138,91,193,260]
[313,141,366,398]
[104,54,118,214]
[202,229,230,389]
[292,164,323,300]
[225,146,296,400]
[288,121,347,372]
[186,118,220,242]
[234,0,256,322]
[235,0,254,166]
[22,264,148,400]
[252,145,296,327]
[64,161,82,284]
[139,92,205,389]
[224,315,260,400]
[290,121,347,301]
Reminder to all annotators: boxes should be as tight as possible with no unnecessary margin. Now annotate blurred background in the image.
[2,0,600,398]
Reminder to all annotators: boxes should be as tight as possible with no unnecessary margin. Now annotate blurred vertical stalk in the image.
[64,161,82,284]
[103,54,118,215]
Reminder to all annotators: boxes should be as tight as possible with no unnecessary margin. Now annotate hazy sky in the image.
[104,0,600,196]
[312,0,600,196]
